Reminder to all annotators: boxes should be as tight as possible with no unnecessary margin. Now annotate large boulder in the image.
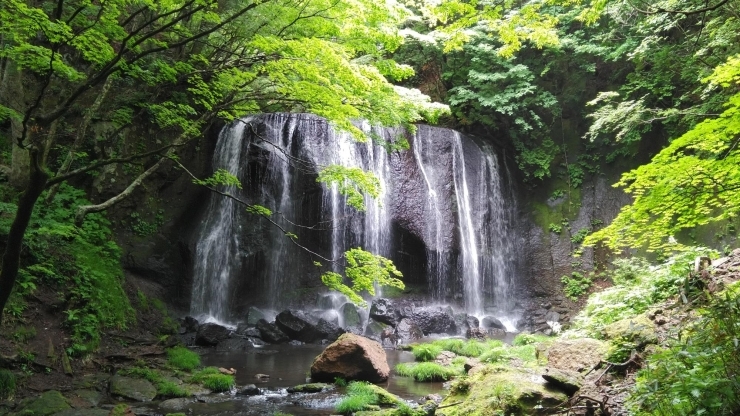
[369,298,400,326]
[546,338,606,373]
[276,310,325,343]
[481,316,505,330]
[256,319,290,343]
[409,306,457,335]
[363,319,388,341]
[195,323,231,346]
[394,318,423,344]
[310,333,390,383]
[14,390,70,415]
[541,367,584,395]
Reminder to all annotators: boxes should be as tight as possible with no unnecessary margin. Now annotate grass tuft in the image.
[411,344,442,361]
[395,362,461,381]
[190,367,234,392]
[167,346,200,371]
[0,369,16,401]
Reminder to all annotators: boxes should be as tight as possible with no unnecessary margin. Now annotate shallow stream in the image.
[143,344,445,415]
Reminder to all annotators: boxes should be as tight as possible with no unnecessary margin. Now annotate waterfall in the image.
[190,121,247,324]
[190,114,518,324]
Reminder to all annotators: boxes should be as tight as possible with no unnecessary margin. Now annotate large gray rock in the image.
[315,318,345,342]
[195,323,232,346]
[546,338,606,373]
[481,316,505,330]
[369,298,400,326]
[409,306,457,335]
[395,318,423,344]
[15,390,70,415]
[109,375,157,402]
[256,319,290,344]
[363,319,388,341]
[276,310,325,343]
[310,333,390,383]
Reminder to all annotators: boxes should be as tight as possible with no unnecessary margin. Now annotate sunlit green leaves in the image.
[321,248,405,306]
[585,55,740,252]
[317,165,381,212]
[192,169,242,189]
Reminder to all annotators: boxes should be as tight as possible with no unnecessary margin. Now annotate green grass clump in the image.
[395,362,461,381]
[431,338,464,354]
[479,347,506,363]
[458,340,486,357]
[191,367,234,392]
[0,369,16,401]
[411,344,442,361]
[336,381,379,414]
[123,367,188,398]
[512,333,551,346]
[334,377,348,387]
[167,346,200,371]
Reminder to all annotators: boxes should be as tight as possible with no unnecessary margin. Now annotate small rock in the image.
[254,373,270,380]
[218,367,236,375]
[238,384,261,395]
[286,383,332,393]
[159,397,194,411]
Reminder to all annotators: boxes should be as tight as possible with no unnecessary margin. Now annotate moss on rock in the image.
[15,390,71,416]
[439,368,567,416]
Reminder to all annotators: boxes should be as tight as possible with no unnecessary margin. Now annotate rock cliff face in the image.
[186,114,522,322]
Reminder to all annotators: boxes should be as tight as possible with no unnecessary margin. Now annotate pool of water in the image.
[142,344,446,415]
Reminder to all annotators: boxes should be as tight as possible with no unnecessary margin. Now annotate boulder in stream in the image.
[310,333,390,383]
[256,319,290,344]
[369,298,400,326]
[481,316,505,330]
[195,323,231,346]
[394,318,423,344]
[276,310,337,343]
[409,306,457,335]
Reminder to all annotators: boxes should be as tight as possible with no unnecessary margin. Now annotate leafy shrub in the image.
[561,272,592,300]
[167,347,200,371]
[395,362,461,381]
[0,184,134,355]
[570,227,591,244]
[0,369,15,401]
[191,367,234,392]
[411,344,442,362]
[569,249,714,336]
[629,285,740,416]
[548,223,563,234]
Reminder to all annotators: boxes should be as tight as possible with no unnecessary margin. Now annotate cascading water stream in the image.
[190,114,518,324]
[190,121,247,324]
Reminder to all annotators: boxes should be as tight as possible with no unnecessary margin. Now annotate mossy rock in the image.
[603,314,657,347]
[109,375,157,402]
[286,383,332,393]
[366,384,404,406]
[15,390,71,416]
[439,368,568,416]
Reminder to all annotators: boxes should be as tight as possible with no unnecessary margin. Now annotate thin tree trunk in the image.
[46,76,113,203]
[0,149,49,322]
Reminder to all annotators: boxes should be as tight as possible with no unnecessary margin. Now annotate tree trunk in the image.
[0,149,49,322]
